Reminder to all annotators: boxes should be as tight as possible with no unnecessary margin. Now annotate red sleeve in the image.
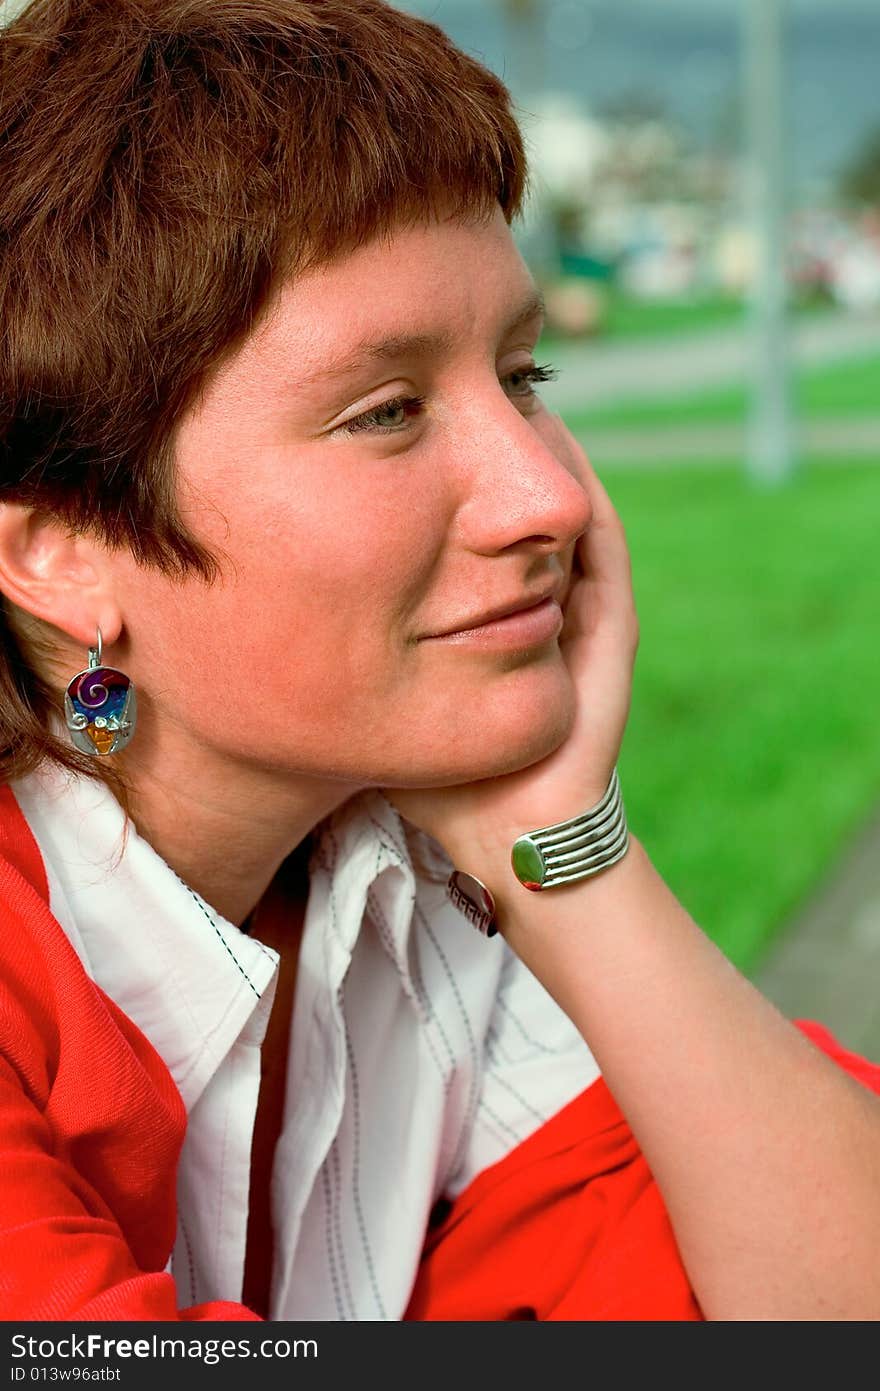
[404,1021,880,1322]
[0,807,261,1322]
[0,1057,259,1321]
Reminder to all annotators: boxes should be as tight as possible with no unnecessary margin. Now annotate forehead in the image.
[245,207,537,367]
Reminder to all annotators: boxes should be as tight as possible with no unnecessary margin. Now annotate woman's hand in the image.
[382,418,639,881]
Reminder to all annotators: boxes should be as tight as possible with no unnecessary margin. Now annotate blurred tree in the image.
[840,126,880,207]
[501,0,541,17]
[597,91,670,128]
[499,0,546,96]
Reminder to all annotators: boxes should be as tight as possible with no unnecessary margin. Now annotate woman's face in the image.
[111,205,593,789]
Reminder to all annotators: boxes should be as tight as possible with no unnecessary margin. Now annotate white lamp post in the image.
[744,0,795,484]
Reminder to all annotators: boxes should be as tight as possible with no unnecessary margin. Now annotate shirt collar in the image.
[313,786,454,985]
[9,758,279,1109]
[9,759,448,1107]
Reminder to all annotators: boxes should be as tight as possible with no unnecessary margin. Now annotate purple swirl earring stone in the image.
[64,666,137,757]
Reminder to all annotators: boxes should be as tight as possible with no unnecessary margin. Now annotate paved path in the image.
[572,418,880,467]
[541,309,880,414]
[753,808,880,1061]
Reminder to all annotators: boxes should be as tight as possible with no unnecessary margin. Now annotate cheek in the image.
[245,497,431,616]
[201,479,447,693]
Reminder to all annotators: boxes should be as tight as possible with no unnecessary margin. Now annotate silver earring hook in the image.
[88,626,103,670]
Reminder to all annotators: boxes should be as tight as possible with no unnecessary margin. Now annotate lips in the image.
[425,579,564,639]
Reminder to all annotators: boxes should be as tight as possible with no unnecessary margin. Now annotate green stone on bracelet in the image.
[511,835,547,891]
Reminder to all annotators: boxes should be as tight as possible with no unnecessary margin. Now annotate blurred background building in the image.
[403,0,880,330]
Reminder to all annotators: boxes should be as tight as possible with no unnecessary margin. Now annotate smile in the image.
[422,596,564,650]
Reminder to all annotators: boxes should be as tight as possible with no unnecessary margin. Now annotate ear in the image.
[0,503,123,651]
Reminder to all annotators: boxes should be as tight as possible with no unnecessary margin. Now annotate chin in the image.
[408,662,578,786]
[478,697,575,779]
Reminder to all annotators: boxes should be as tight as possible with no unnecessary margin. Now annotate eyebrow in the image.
[301,287,547,389]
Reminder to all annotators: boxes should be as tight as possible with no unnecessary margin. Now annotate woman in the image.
[1,0,878,1323]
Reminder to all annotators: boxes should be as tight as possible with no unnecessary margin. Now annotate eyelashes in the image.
[339,394,429,436]
[337,362,560,436]
[507,362,559,394]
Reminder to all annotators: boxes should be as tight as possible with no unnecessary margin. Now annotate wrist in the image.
[496,831,645,936]
[445,767,633,940]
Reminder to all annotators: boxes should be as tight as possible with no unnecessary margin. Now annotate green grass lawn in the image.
[535,293,746,359]
[603,459,880,973]
[562,352,880,432]
[538,289,831,353]
[599,290,747,341]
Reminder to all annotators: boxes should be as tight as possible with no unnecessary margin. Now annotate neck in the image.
[114,730,363,929]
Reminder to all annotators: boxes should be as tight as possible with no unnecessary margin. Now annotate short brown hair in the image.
[0,0,528,809]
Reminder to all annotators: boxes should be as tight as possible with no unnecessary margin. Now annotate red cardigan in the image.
[1,781,878,1321]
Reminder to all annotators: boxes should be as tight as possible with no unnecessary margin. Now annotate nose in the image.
[451,399,593,560]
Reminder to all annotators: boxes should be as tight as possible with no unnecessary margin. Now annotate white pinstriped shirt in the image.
[10,759,601,1320]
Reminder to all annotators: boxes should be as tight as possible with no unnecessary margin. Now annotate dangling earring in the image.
[64,626,137,757]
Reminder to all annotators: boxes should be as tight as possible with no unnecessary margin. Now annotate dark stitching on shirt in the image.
[415,901,480,1183]
[477,1096,527,1146]
[329,1137,356,1319]
[340,980,388,1320]
[248,937,278,968]
[405,918,457,1076]
[485,1020,513,1067]
[367,819,405,862]
[493,971,565,1056]
[367,827,411,881]
[326,830,339,877]
[173,874,261,999]
[365,881,405,973]
[215,1096,233,1278]
[367,886,452,1089]
[320,1164,348,1321]
[483,1064,549,1128]
[324,831,344,944]
[178,1212,197,1306]
[365,812,408,866]
[315,831,356,1321]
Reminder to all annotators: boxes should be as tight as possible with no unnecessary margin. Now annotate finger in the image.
[549,418,633,595]
[541,424,637,665]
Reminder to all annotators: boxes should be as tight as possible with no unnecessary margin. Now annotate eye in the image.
[504,362,559,399]
[335,361,560,437]
[336,394,428,436]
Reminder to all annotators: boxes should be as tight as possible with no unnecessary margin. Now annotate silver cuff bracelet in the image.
[446,767,630,938]
[511,766,629,890]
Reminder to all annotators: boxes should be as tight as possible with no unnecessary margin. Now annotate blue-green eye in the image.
[337,362,560,437]
[340,394,429,435]
[504,363,559,397]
